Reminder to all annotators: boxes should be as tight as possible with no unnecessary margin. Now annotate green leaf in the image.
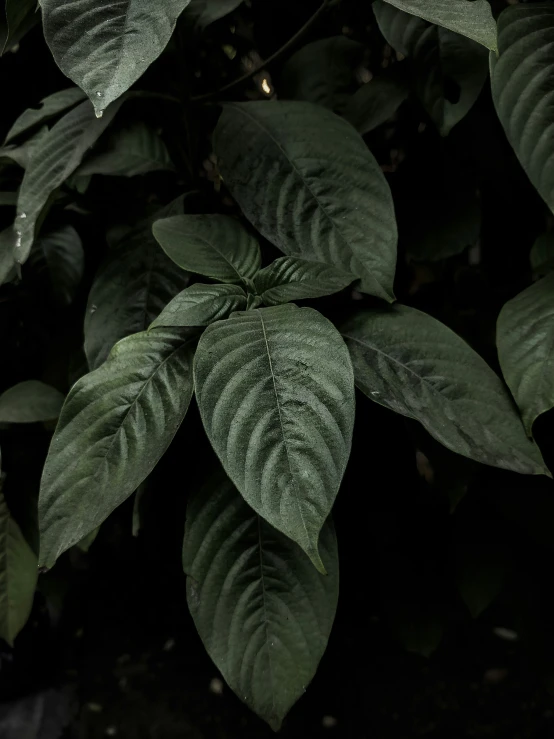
[374,2,489,136]
[75,526,100,553]
[379,0,497,51]
[254,257,354,306]
[14,98,125,268]
[530,232,554,278]
[4,88,87,145]
[280,36,364,111]
[342,72,409,135]
[342,305,548,476]
[214,101,397,300]
[41,0,192,115]
[185,0,242,28]
[85,197,190,370]
[194,304,355,569]
[76,122,175,178]
[0,381,65,423]
[183,472,338,730]
[497,273,554,437]
[0,492,37,646]
[0,227,18,285]
[1,126,49,170]
[153,214,261,284]
[150,283,246,328]
[39,328,195,569]
[0,192,18,206]
[29,225,85,305]
[2,0,40,55]
[491,3,554,216]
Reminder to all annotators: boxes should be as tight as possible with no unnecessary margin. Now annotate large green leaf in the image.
[150,283,246,328]
[491,3,554,215]
[254,257,354,306]
[13,98,125,269]
[183,472,338,730]
[497,273,554,437]
[76,122,174,178]
[185,0,242,28]
[213,101,397,301]
[374,2,489,136]
[2,0,40,54]
[4,88,87,145]
[85,197,189,370]
[194,304,355,569]
[380,0,497,51]
[41,0,192,115]
[29,225,85,305]
[342,72,409,135]
[342,305,548,476]
[39,328,195,569]
[280,37,364,111]
[0,492,37,646]
[153,214,261,284]
[0,381,65,423]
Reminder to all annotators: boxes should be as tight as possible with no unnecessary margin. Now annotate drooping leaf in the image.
[2,0,40,55]
[380,0,497,51]
[85,197,190,370]
[29,225,85,305]
[4,88,86,145]
[0,381,65,423]
[254,257,354,306]
[41,0,193,115]
[0,127,49,170]
[194,304,355,569]
[497,273,554,437]
[342,72,409,135]
[530,232,554,278]
[76,122,175,178]
[150,283,246,328]
[214,101,397,300]
[0,492,37,646]
[491,3,554,215]
[14,98,125,267]
[183,472,338,730]
[374,2,489,136]
[185,0,242,28]
[39,328,195,569]
[153,214,261,284]
[280,36,364,111]
[342,305,548,476]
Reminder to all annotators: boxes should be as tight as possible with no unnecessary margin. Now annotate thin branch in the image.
[191,0,331,103]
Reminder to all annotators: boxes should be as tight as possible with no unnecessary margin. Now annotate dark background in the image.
[2,1,554,736]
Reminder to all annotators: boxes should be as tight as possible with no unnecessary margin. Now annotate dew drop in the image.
[95,91,103,98]
[14,230,22,250]
[90,304,98,315]
[17,211,26,220]
[95,109,104,119]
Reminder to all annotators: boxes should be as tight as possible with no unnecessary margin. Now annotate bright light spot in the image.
[261,78,272,95]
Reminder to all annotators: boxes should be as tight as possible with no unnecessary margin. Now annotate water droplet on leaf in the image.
[95,109,104,119]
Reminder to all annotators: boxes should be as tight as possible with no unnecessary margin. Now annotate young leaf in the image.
[153,214,261,284]
[185,0,242,29]
[29,225,85,305]
[41,0,192,115]
[76,122,175,178]
[379,0,497,51]
[342,72,409,135]
[150,283,247,328]
[39,329,195,569]
[213,101,397,301]
[491,4,554,216]
[280,37,364,111]
[254,257,354,306]
[4,88,87,145]
[497,274,554,437]
[374,3,489,136]
[14,98,125,267]
[0,381,65,423]
[530,232,554,278]
[183,473,338,730]
[85,197,190,369]
[2,0,40,55]
[0,493,37,646]
[194,305,355,570]
[342,305,548,476]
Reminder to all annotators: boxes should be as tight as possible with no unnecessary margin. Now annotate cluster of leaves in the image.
[2,0,554,731]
